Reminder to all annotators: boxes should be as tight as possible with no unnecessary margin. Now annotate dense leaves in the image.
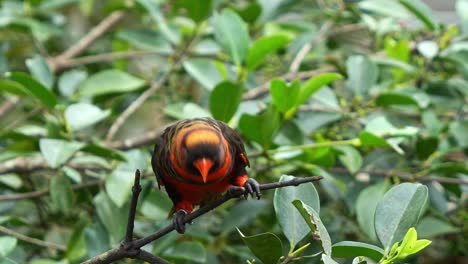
[0,0,466,263]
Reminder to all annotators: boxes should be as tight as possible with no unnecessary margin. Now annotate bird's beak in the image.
[193,158,214,183]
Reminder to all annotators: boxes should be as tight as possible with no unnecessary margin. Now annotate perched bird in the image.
[152,118,260,233]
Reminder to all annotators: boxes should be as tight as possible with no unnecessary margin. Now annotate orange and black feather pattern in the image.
[151,118,251,214]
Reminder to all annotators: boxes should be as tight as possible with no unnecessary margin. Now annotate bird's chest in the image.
[169,177,232,203]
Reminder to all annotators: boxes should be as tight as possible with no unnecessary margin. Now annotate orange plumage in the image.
[151,118,260,233]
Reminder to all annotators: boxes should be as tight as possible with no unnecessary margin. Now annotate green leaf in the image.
[449,121,468,148]
[183,58,223,90]
[237,229,283,264]
[209,81,243,122]
[84,222,111,258]
[238,106,280,149]
[297,73,343,106]
[270,79,300,113]
[416,217,458,238]
[346,55,378,96]
[39,139,85,168]
[359,131,389,147]
[221,200,268,234]
[375,93,419,107]
[141,190,173,221]
[25,54,53,88]
[164,102,211,120]
[213,9,250,66]
[273,175,320,249]
[375,183,428,248]
[246,35,289,71]
[117,29,172,52]
[7,72,57,108]
[78,69,146,97]
[356,181,389,241]
[58,70,87,98]
[332,241,384,261]
[94,191,128,245]
[335,145,362,174]
[50,176,74,215]
[0,80,28,96]
[0,237,17,257]
[292,200,331,255]
[81,144,126,161]
[65,219,87,261]
[136,0,180,44]
[399,0,440,31]
[365,116,419,137]
[175,0,212,23]
[65,103,110,131]
[163,241,206,263]
[415,136,438,160]
[321,254,339,264]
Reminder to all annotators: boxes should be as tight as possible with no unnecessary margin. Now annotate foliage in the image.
[0,0,467,263]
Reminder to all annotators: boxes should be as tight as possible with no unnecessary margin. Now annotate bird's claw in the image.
[173,210,188,234]
[243,178,261,200]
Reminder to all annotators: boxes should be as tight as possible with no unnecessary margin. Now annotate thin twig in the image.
[0,180,102,202]
[0,97,21,119]
[125,170,141,243]
[83,175,323,264]
[49,10,126,73]
[0,225,66,251]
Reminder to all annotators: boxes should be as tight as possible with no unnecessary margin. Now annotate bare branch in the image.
[0,225,66,251]
[0,96,21,119]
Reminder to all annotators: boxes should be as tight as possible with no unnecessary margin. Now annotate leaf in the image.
[50,176,74,215]
[0,237,17,257]
[238,106,280,149]
[375,93,419,107]
[136,0,180,44]
[321,254,339,264]
[273,175,320,249]
[356,181,389,241]
[0,80,28,96]
[399,0,440,31]
[117,29,172,52]
[164,102,211,120]
[359,131,388,147]
[81,144,126,161]
[297,73,343,106]
[183,58,223,90]
[25,54,53,88]
[332,241,384,261]
[140,190,173,221]
[270,79,300,113]
[335,145,362,174]
[58,70,87,98]
[39,138,85,168]
[93,191,128,245]
[375,183,428,248]
[84,222,111,258]
[65,219,87,261]
[213,9,250,66]
[65,103,110,131]
[449,121,468,148]
[221,200,269,235]
[415,136,438,160]
[163,241,206,263]
[365,116,419,137]
[417,41,439,59]
[237,229,283,264]
[246,35,289,71]
[293,200,331,255]
[209,81,243,122]
[7,72,57,108]
[78,69,146,97]
[416,217,458,238]
[346,55,378,96]
[175,0,212,23]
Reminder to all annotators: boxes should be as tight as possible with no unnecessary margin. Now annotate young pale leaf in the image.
[332,241,384,261]
[334,145,362,174]
[78,69,146,97]
[346,55,378,96]
[246,35,289,71]
[237,229,283,264]
[58,70,87,98]
[183,59,223,90]
[0,237,17,257]
[65,103,110,131]
[270,79,300,113]
[209,81,243,122]
[297,73,342,106]
[322,254,339,264]
[375,183,428,248]
[292,200,331,255]
[50,176,74,215]
[39,139,85,168]
[213,9,250,66]
[25,54,53,88]
[399,0,440,31]
[238,106,280,149]
[356,181,389,241]
[7,72,57,108]
[273,175,320,249]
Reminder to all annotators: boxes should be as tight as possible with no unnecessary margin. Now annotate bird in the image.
[151,118,261,233]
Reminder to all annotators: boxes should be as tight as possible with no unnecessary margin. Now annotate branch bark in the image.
[82,173,323,264]
[0,225,66,251]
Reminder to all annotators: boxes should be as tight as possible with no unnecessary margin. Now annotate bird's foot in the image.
[243,178,261,200]
[172,209,188,234]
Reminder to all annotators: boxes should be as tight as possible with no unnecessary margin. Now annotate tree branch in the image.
[48,10,126,73]
[0,96,20,120]
[83,173,323,264]
[0,225,66,251]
